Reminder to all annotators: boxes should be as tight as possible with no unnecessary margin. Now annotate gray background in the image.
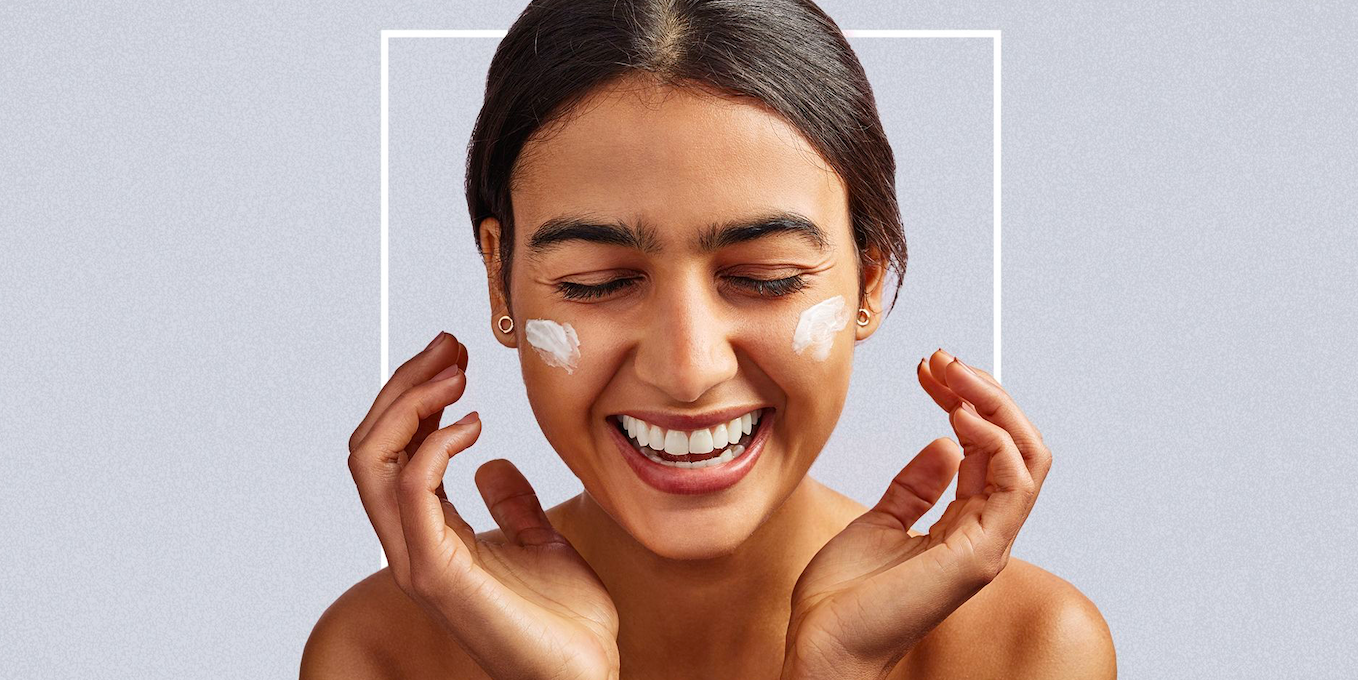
[1,1,1353,678]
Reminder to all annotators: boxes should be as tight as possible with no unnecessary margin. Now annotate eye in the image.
[727,274,807,298]
[556,277,641,300]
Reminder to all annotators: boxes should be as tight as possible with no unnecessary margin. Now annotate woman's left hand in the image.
[780,350,1054,680]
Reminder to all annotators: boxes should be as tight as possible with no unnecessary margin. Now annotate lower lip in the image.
[608,411,773,495]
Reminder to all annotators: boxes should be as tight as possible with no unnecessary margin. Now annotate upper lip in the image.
[613,406,769,432]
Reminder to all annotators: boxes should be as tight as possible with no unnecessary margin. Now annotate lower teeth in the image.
[643,444,747,469]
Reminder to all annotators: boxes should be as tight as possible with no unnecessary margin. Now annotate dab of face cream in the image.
[524,319,581,374]
[792,295,850,361]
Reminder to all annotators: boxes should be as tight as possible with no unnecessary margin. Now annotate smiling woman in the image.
[302,0,1115,678]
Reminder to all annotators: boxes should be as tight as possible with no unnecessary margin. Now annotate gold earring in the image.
[856,308,872,327]
[497,315,514,333]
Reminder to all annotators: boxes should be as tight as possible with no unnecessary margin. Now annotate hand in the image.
[347,331,620,680]
[781,349,1053,680]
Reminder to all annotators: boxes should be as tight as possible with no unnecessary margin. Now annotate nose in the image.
[632,278,739,403]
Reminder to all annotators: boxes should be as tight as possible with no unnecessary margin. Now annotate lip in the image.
[614,405,768,432]
[608,408,773,495]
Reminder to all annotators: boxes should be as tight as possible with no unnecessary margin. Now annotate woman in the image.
[303,0,1115,677]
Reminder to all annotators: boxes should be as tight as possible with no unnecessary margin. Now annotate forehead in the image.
[510,77,849,241]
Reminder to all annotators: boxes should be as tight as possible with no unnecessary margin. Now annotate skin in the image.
[303,75,1116,679]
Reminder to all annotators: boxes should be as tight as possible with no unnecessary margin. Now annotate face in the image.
[479,75,887,560]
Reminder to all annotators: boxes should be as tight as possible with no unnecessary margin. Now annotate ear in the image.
[477,216,517,349]
[855,246,889,341]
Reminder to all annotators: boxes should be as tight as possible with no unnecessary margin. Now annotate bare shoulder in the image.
[299,556,497,679]
[894,558,1117,679]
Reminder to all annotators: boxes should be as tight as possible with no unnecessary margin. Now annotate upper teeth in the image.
[619,410,761,456]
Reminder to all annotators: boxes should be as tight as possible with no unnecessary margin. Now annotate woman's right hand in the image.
[346,331,620,680]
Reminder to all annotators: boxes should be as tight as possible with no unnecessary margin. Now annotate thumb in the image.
[475,458,565,547]
[869,437,963,532]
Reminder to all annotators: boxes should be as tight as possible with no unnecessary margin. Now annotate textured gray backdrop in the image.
[1,1,1354,678]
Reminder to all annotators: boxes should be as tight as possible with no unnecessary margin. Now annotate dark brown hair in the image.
[465,0,906,317]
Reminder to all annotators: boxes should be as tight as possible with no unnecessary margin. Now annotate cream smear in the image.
[792,295,850,361]
[524,319,581,373]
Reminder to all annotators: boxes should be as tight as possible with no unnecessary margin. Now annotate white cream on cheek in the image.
[792,295,850,361]
[524,319,582,374]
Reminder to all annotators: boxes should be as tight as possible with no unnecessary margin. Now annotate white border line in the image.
[379,28,1001,568]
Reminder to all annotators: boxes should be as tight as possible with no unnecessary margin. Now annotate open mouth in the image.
[610,408,764,469]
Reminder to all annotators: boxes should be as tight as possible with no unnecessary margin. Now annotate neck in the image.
[558,475,864,678]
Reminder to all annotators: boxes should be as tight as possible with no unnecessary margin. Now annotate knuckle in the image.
[890,476,930,506]
[396,469,423,501]
[389,358,421,384]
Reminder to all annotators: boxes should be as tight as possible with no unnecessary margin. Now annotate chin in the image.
[621,505,768,561]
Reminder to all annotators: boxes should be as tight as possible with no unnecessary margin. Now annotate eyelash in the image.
[556,275,807,301]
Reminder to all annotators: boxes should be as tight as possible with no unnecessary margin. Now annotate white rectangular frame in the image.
[378,28,1001,567]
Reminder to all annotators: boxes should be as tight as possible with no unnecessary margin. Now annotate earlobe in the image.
[855,248,888,341]
[478,216,518,349]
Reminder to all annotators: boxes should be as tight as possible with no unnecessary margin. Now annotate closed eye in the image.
[556,278,640,300]
[726,275,807,298]
[555,275,807,301]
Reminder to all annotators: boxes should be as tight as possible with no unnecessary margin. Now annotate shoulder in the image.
[300,569,397,679]
[896,558,1116,679]
[300,565,492,680]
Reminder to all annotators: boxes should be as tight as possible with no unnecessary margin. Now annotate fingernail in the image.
[431,363,462,382]
[960,400,978,414]
[454,411,479,425]
[426,332,447,350]
[955,358,978,377]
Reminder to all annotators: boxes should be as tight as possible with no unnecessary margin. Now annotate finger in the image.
[951,402,1034,541]
[398,412,484,578]
[941,357,1052,490]
[354,367,468,461]
[917,357,961,413]
[348,332,465,452]
[946,400,988,500]
[348,368,469,582]
[475,458,565,547]
[408,409,446,460]
[405,341,472,459]
[930,348,1001,388]
[868,437,962,532]
[918,349,1001,413]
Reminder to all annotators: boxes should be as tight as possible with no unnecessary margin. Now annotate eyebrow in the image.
[526,211,831,255]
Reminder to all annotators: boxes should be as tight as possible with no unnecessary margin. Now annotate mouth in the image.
[606,407,773,495]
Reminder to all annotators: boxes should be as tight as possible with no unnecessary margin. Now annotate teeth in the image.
[664,429,689,456]
[712,423,728,450]
[689,428,714,454]
[616,409,763,468]
[639,444,746,469]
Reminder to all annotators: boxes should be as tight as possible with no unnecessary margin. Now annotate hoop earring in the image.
[856,308,872,327]
[497,315,514,334]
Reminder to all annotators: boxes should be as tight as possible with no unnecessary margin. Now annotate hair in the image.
[465,0,906,318]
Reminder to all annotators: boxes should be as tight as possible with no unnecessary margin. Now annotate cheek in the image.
[740,295,855,399]
[519,318,621,442]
